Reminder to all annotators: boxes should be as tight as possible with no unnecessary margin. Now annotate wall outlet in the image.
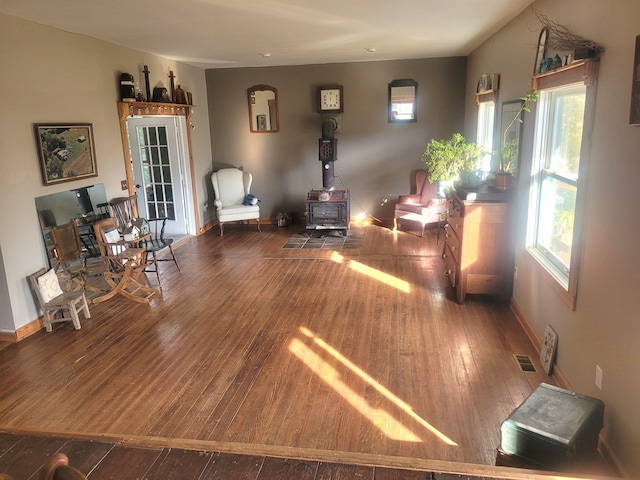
[595,365,603,390]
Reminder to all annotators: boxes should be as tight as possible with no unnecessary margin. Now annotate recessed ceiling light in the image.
[258,52,271,58]
[366,47,377,53]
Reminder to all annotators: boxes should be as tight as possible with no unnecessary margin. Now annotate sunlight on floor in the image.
[330,252,411,293]
[289,327,458,446]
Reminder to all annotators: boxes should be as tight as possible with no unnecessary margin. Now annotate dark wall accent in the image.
[206,57,466,222]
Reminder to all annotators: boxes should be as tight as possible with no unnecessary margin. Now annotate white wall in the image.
[0,13,212,332]
[467,1,640,476]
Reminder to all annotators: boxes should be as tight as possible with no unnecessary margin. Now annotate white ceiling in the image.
[1,0,534,69]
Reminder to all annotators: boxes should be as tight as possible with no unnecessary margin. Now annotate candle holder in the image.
[143,65,151,102]
[169,70,175,103]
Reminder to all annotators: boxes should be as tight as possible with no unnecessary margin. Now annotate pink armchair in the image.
[394,170,447,237]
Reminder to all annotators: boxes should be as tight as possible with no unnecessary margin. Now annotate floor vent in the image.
[514,354,537,373]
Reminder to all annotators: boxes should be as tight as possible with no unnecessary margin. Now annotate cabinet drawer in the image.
[444,225,461,257]
[447,200,464,237]
[443,242,458,287]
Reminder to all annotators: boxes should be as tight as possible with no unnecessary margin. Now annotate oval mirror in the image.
[247,84,279,133]
[388,79,417,123]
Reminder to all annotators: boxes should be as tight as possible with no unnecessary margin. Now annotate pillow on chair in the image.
[243,194,261,206]
[37,269,63,303]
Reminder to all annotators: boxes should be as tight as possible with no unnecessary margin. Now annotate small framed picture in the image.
[35,123,98,186]
[630,35,640,126]
[476,73,491,93]
[540,325,558,375]
[256,114,267,131]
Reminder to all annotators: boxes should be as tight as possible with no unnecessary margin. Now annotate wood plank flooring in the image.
[0,431,572,480]
[0,224,613,478]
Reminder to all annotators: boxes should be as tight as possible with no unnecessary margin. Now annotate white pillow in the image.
[104,228,125,255]
[37,268,63,303]
[103,228,121,243]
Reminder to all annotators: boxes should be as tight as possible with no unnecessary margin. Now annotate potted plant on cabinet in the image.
[420,133,484,188]
[496,89,538,188]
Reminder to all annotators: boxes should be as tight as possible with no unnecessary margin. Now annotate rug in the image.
[283,227,364,249]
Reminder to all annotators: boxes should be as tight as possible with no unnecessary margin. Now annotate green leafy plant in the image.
[421,133,484,183]
[499,89,538,174]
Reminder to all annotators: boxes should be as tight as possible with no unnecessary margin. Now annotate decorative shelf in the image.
[532,58,599,90]
[476,88,498,105]
[117,101,194,119]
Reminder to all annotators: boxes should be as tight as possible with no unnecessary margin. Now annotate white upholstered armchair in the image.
[211,168,261,237]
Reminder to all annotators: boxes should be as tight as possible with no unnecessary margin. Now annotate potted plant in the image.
[420,133,484,186]
[496,89,538,188]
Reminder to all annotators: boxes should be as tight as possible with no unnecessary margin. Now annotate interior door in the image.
[127,117,191,235]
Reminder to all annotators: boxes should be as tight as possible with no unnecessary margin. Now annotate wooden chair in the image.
[109,194,180,285]
[92,217,159,304]
[28,268,90,332]
[51,220,106,294]
[39,453,87,480]
[50,220,88,290]
[394,169,447,237]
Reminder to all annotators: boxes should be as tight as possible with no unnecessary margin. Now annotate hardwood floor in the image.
[0,224,612,478]
[0,431,586,480]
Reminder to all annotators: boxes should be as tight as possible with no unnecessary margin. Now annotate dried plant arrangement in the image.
[534,9,603,54]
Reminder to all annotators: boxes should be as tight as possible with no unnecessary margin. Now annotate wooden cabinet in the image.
[443,188,513,304]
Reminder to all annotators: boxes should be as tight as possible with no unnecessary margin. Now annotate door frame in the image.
[117,102,200,234]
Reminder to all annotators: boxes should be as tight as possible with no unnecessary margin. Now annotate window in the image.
[476,100,495,172]
[526,60,598,309]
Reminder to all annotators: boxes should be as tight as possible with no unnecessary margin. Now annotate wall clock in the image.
[318,85,343,113]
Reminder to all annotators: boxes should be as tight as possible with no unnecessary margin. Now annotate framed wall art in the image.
[540,324,558,375]
[34,123,98,186]
[630,35,640,126]
[500,99,525,178]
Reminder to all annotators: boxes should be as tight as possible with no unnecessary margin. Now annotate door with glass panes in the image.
[127,116,188,235]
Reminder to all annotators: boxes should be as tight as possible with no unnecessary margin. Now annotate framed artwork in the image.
[630,35,640,126]
[500,99,525,178]
[540,324,558,375]
[256,114,267,131]
[35,123,98,186]
[388,79,417,123]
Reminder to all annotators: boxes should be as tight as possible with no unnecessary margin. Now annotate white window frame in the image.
[525,60,599,310]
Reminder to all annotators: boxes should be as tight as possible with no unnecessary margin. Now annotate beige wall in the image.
[467,1,640,475]
[205,58,467,221]
[0,14,212,332]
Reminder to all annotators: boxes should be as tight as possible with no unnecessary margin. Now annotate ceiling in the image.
[1,0,534,69]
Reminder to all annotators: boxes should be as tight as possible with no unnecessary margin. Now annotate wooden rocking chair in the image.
[92,218,159,304]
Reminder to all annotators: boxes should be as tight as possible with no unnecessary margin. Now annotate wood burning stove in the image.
[306,189,349,231]
[306,118,350,232]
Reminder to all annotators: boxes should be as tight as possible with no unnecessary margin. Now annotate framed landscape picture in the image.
[35,123,98,185]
